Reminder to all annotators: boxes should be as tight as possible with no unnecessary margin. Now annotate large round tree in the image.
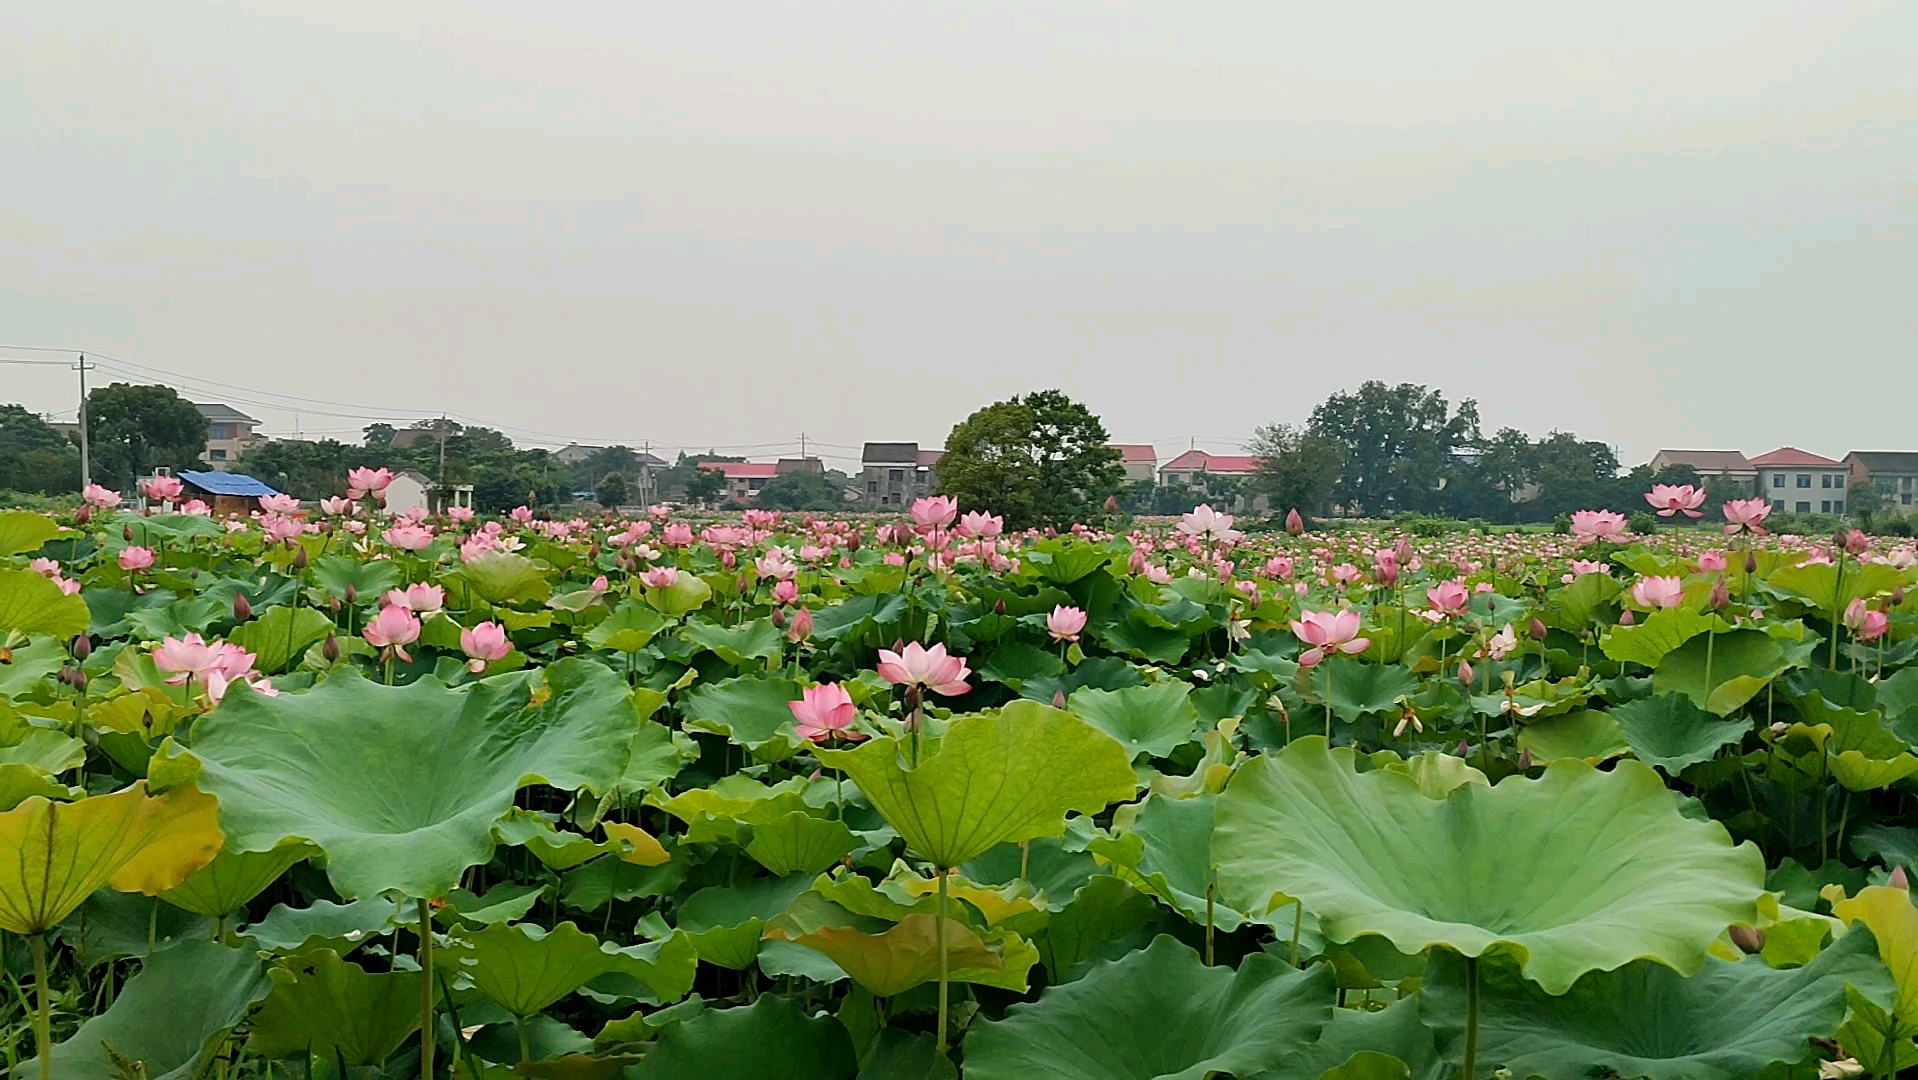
[936,389,1122,529]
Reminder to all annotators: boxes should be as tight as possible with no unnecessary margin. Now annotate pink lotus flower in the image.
[661,523,695,548]
[1285,508,1306,536]
[346,467,394,499]
[1568,559,1611,577]
[460,620,511,672]
[142,475,184,503]
[153,633,223,685]
[910,496,959,529]
[259,493,301,514]
[1426,580,1470,617]
[1485,623,1518,661]
[1331,563,1362,586]
[1373,550,1399,587]
[1262,556,1294,580]
[1721,498,1771,536]
[789,682,863,742]
[1630,575,1685,609]
[771,579,800,605]
[788,606,814,642]
[510,506,535,525]
[446,505,475,524]
[877,642,971,696]
[319,496,353,516]
[383,524,435,551]
[384,583,445,613]
[957,511,1004,539]
[1646,484,1706,519]
[179,499,211,516]
[1698,550,1728,572]
[640,566,681,589]
[1570,509,1628,544]
[363,604,421,660]
[205,669,275,704]
[1289,608,1370,667]
[1845,598,1890,642]
[261,515,305,545]
[118,546,155,572]
[1178,505,1241,543]
[82,483,122,509]
[756,549,799,581]
[1047,605,1088,643]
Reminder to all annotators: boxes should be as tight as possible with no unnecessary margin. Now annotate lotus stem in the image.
[1204,882,1215,965]
[516,1013,530,1064]
[1830,557,1846,670]
[419,898,435,1080]
[1019,840,1029,883]
[1323,664,1333,740]
[936,868,951,1056]
[1463,954,1480,1080]
[1703,623,1715,716]
[32,932,50,1080]
[1290,901,1303,968]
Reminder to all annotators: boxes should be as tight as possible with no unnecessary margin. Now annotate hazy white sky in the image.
[3,1,1912,472]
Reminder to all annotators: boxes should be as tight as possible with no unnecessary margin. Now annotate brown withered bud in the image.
[292,546,309,570]
[343,584,357,605]
[994,599,1007,615]
[322,634,341,663]
[1745,551,1758,575]
[1708,577,1731,613]
[1728,925,1765,955]
[233,593,253,622]
[70,634,92,661]
[123,525,134,542]
[770,607,787,630]
[74,505,91,525]
[1528,616,1547,642]
[1894,587,1907,608]
[1456,739,1470,758]
[845,531,860,553]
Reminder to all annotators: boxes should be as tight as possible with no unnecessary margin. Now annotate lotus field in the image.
[7,481,1918,1080]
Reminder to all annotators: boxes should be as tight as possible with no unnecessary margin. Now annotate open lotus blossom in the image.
[789,682,863,742]
[910,495,959,529]
[1047,604,1088,643]
[771,579,800,605]
[118,546,155,572]
[1178,504,1242,543]
[460,621,512,672]
[363,604,421,661]
[1721,498,1771,536]
[1426,579,1470,617]
[1698,550,1728,572]
[1844,598,1890,642]
[1569,509,1629,544]
[180,499,211,516]
[1646,484,1706,518]
[383,583,445,613]
[1568,559,1611,577]
[261,514,305,545]
[319,496,353,516]
[259,493,301,514]
[446,505,476,523]
[640,565,681,589]
[383,523,435,551]
[142,476,184,503]
[660,523,695,547]
[756,548,799,581]
[956,511,1004,539]
[205,668,276,704]
[82,483,123,508]
[152,633,225,685]
[877,641,971,696]
[346,467,394,499]
[1485,623,1518,661]
[1289,608,1370,667]
[1631,575,1686,609]
[510,505,536,524]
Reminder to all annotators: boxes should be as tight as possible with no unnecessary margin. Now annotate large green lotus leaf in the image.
[192,658,640,899]
[962,935,1334,1080]
[0,764,76,811]
[463,920,697,1016]
[1653,629,1790,716]
[245,949,422,1064]
[630,995,856,1080]
[0,781,223,933]
[1803,692,1918,792]
[745,811,860,875]
[1087,792,1246,932]
[1609,693,1752,774]
[240,898,395,955]
[1600,608,1721,668]
[1542,571,1623,632]
[311,553,403,602]
[649,775,813,844]
[1419,928,1889,1080]
[855,1028,957,1080]
[227,605,336,675]
[494,809,613,870]
[680,618,785,666]
[19,939,270,1080]
[60,889,210,969]
[962,836,1101,912]
[615,714,698,795]
[1259,998,1443,1080]
[1831,886,1918,1027]
[1297,657,1422,723]
[0,636,63,697]
[1213,736,1765,995]
[585,600,669,653]
[125,594,226,641]
[681,674,805,761]
[0,510,62,557]
[764,913,1012,997]
[0,567,90,639]
[1067,681,1202,759]
[1515,710,1628,764]
[1767,561,1911,613]
[818,700,1136,868]
[449,552,551,604]
[1034,873,1159,983]
[160,837,317,916]
[678,874,817,970]
[645,573,713,618]
[0,728,87,772]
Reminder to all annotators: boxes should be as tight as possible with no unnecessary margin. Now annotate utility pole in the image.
[75,353,93,486]
[799,432,808,459]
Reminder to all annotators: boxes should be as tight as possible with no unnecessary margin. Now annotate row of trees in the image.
[1,385,210,496]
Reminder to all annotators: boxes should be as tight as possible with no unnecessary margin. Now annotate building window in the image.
[1796,502,1811,513]
[866,480,878,493]
[1821,475,1831,488]
[889,470,904,482]
[208,449,227,460]
[210,424,229,439]
[1773,473,1786,487]
[1833,474,1844,489]
[1796,474,1811,488]
[1772,500,1786,512]
[1834,501,1845,514]
[1904,494,1912,506]
[1822,500,1832,513]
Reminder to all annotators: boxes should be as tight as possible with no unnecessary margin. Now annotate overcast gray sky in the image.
[3,1,1912,471]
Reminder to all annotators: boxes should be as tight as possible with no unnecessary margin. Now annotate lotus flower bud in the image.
[1104,495,1120,513]
[1528,616,1547,642]
[322,634,341,663]
[343,584,357,605]
[1456,739,1470,757]
[721,550,736,570]
[1745,551,1758,575]
[1708,577,1730,613]
[1394,538,1414,564]
[1895,587,1907,608]
[74,505,91,525]
[1846,529,1870,556]
[70,634,91,661]
[1618,608,1635,627]
[329,595,341,614]
[293,546,309,570]
[994,599,1007,615]
[845,531,861,553]
[1518,748,1532,770]
[1458,660,1474,686]
[770,606,786,631]
[123,524,134,542]
[233,593,252,622]
[787,606,813,643]
[1285,509,1305,536]
[1729,925,1765,954]
[1052,690,1068,710]
[59,666,88,692]
[1892,866,1911,891]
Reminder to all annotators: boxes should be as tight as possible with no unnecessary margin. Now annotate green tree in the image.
[361,423,397,448]
[756,470,846,511]
[682,468,726,507]
[84,383,208,488]
[1307,382,1481,515]
[0,404,81,495]
[1246,423,1342,519]
[596,472,632,509]
[936,389,1122,529]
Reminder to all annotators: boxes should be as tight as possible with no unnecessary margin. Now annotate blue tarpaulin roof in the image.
[178,470,280,497]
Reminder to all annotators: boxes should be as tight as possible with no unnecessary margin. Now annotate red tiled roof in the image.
[700,462,780,479]
[1653,449,1752,472]
[1161,450,1261,473]
[1107,443,1157,463]
[1748,447,1842,468]
[916,450,945,467]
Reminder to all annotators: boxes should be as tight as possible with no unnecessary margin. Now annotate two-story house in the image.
[1750,447,1848,515]
[700,461,780,502]
[197,403,266,471]
[1845,452,1918,510]
[861,443,941,507]
[1108,444,1159,485]
[1158,450,1260,489]
[1647,450,1757,497]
